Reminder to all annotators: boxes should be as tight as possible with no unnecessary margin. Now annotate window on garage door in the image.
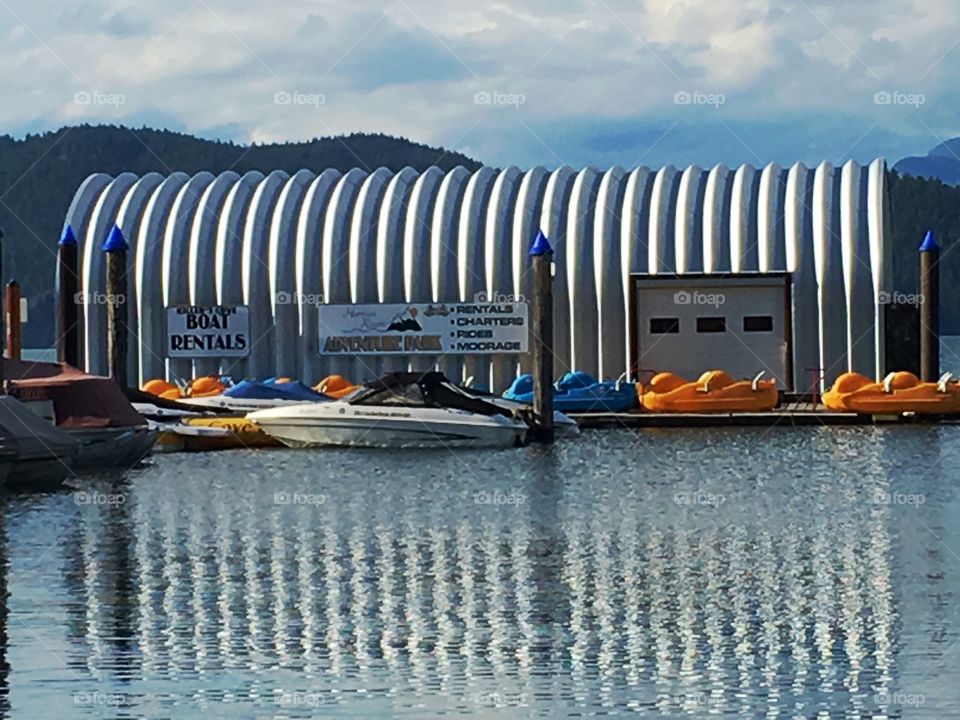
[743,315,774,332]
[650,318,680,334]
[696,317,726,333]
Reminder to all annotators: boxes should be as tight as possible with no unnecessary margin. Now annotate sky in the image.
[3,0,959,169]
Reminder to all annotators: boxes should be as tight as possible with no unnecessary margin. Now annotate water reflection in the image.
[0,498,9,718]
[4,427,960,717]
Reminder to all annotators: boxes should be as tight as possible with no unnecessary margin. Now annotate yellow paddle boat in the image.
[823,371,960,414]
[182,416,282,449]
[638,370,779,413]
[315,374,361,399]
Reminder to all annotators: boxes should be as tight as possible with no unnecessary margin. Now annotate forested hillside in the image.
[0,125,481,345]
[1,125,959,345]
[888,170,960,332]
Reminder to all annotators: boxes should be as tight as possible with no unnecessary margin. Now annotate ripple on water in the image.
[2,426,960,717]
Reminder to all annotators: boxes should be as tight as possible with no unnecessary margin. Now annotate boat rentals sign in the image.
[166,305,251,358]
[319,302,529,355]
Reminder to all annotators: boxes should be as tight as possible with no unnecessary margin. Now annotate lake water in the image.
[3,426,960,718]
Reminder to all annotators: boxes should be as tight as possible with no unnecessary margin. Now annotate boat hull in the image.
[69,426,158,468]
[823,372,960,415]
[7,457,73,488]
[183,417,283,449]
[251,405,527,449]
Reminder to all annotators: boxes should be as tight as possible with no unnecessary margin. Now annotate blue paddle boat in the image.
[503,371,637,413]
[225,380,328,402]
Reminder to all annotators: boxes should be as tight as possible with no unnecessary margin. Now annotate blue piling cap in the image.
[59,225,77,247]
[919,230,940,253]
[529,229,553,256]
[102,224,129,253]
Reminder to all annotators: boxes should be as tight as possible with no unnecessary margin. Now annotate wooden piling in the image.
[919,230,940,382]
[103,225,129,388]
[57,226,80,367]
[529,229,554,443]
[5,281,20,361]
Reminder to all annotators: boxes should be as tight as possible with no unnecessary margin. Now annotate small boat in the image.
[6,359,156,468]
[181,416,282,449]
[142,380,323,453]
[0,395,79,487]
[638,370,779,413]
[179,379,329,413]
[503,372,637,413]
[823,371,960,414]
[151,420,235,454]
[250,371,529,449]
[132,401,204,422]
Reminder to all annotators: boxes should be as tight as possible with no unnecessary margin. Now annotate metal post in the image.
[103,225,129,388]
[529,229,554,443]
[57,225,80,367]
[5,281,20,361]
[919,230,940,382]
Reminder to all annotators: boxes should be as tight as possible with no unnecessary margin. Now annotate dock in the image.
[572,408,960,429]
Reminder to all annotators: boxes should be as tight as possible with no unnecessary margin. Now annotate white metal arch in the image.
[66,159,891,389]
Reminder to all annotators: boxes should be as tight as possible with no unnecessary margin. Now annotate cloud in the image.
[0,0,958,167]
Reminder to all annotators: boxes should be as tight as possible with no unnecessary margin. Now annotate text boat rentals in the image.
[249,372,530,449]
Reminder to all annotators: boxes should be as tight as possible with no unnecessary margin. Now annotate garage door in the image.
[633,275,792,389]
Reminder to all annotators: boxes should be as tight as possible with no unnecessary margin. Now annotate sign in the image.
[166,305,250,358]
[319,302,529,355]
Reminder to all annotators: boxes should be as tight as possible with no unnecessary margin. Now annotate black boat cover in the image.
[350,372,513,418]
[0,396,79,461]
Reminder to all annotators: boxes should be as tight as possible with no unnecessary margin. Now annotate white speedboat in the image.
[459,385,581,439]
[249,372,528,449]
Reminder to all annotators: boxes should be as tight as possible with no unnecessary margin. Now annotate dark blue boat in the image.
[503,371,637,413]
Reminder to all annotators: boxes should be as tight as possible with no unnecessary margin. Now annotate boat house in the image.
[62,160,890,392]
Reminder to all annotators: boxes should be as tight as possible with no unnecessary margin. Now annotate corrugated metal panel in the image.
[66,161,890,390]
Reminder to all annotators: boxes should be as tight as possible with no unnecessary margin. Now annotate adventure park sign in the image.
[166,305,251,358]
[319,303,529,356]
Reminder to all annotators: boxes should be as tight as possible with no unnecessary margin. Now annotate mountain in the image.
[894,138,960,185]
[1,124,959,347]
[0,125,482,347]
[887,170,960,335]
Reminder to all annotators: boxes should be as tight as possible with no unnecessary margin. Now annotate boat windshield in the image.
[360,382,429,408]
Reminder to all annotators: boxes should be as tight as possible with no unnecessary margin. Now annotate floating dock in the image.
[573,409,960,429]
